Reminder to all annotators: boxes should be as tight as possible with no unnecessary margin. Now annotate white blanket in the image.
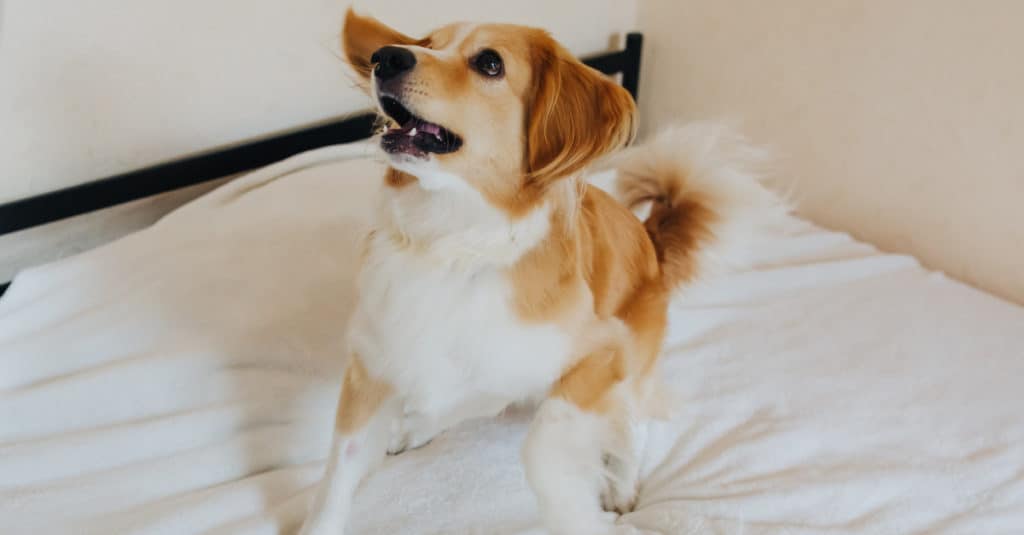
[2,146,1023,534]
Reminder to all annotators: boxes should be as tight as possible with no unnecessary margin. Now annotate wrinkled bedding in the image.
[2,145,1023,534]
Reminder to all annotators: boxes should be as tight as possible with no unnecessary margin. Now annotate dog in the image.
[299,9,785,535]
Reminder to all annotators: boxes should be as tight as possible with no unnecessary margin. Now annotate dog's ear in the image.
[342,9,422,82]
[525,34,636,186]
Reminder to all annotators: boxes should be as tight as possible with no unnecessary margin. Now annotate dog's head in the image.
[342,9,635,213]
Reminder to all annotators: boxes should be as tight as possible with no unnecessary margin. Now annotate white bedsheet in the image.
[2,146,1023,535]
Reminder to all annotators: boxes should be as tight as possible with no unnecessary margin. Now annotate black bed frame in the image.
[0,33,643,297]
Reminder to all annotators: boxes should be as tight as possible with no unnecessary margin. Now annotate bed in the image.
[2,34,1023,535]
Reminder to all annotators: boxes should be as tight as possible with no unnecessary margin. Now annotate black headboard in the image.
[0,33,642,297]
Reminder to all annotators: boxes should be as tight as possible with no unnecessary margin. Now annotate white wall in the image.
[0,0,635,202]
[637,0,1024,304]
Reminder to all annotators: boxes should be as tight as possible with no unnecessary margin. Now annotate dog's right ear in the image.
[342,9,422,83]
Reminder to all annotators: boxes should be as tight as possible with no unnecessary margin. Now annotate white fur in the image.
[524,398,622,535]
[600,120,792,279]
[300,399,398,535]
[390,154,475,193]
[382,171,555,267]
[348,210,576,422]
[352,174,587,412]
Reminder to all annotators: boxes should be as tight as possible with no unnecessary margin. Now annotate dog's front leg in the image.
[300,354,398,535]
[522,347,640,535]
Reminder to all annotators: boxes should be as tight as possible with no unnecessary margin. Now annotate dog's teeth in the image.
[408,127,417,137]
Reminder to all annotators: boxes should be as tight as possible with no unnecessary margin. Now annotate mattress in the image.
[2,145,1023,534]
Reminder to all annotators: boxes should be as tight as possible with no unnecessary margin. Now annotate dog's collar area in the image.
[379,96,463,157]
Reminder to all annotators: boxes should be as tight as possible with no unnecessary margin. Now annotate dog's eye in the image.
[472,49,504,78]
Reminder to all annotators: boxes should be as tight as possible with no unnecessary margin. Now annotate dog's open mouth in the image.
[378,96,462,158]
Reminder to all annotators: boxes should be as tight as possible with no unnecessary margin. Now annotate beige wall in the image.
[637,0,1024,304]
[0,0,635,281]
[6,1,1021,305]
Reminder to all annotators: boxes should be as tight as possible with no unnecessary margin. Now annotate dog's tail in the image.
[600,121,790,289]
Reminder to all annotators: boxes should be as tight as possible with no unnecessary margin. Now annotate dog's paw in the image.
[386,429,434,455]
[387,414,438,455]
[600,453,640,515]
[601,481,638,515]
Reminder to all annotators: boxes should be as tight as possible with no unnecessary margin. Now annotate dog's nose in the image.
[371,46,416,82]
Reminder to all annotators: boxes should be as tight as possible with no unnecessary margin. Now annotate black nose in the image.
[370,46,416,82]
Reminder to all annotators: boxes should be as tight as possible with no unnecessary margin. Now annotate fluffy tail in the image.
[599,121,791,288]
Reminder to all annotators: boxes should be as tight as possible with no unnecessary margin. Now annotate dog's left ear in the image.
[526,33,637,186]
[342,9,423,83]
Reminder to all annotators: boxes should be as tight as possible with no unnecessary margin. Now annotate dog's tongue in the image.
[412,124,447,152]
[389,118,442,139]
[419,122,442,136]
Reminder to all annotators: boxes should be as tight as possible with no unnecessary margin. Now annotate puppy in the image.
[300,9,784,535]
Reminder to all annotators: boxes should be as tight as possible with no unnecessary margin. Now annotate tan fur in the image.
[506,207,584,323]
[578,188,662,317]
[523,34,636,188]
[551,346,626,412]
[336,354,393,434]
[618,169,719,287]
[384,167,416,189]
[507,183,678,412]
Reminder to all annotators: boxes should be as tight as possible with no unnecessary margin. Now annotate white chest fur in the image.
[345,184,577,422]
